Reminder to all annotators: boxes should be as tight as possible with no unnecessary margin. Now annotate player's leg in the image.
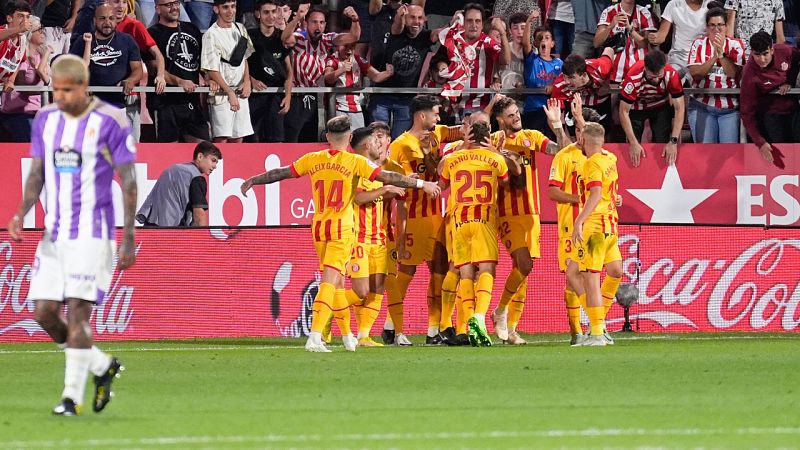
[34,300,67,345]
[388,263,415,345]
[600,237,623,344]
[356,272,385,347]
[381,239,398,344]
[577,233,607,347]
[57,298,94,416]
[425,240,448,345]
[307,240,344,352]
[468,262,496,347]
[333,273,358,351]
[439,264,460,345]
[494,216,534,341]
[565,259,586,344]
[505,279,528,345]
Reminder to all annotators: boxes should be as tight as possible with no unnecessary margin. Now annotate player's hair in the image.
[193,141,223,160]
[5,0,31,16]
[411,94,440,116]
[705,7,726,25]
[351,127,375,150]
[326,115,352,134]
[491,96,518,118]
[256,0,281,10]
[644,49,667,74]
[468,110,490,125]
[508,13,527,27]
[582,107,602,123]
[562,54,587,76]
[750,30,772,53]
[470,122,491,146]
[51,54,90,85]
[463,3,486,19]
[368,121,390,134]
[582,122,605,139]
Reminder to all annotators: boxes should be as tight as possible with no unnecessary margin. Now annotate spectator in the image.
[618,49,685,167]
[324,42,393,129]
[148,0,211,142]
[648,0,709,76]
[422,55,456,124]
[594,0,655,83]
[184,0,215,32]
[368,0,404,67]
[281,4,361,142]
[201,0,255,143]
[784,0,800,45]
[41,0,78,56]
[70,4,143,135]
[439,3,509,118]
[136,141,222,227]
[548,0,575,58]
[550,47,615,133]
[500,12,531,90]
[687,7,746,143]
[522,24,563,138]
[368,3,436,138]
[346,0,371,57]
[739,30,800,163]
[247,0,293,142]
[0,0,31,90]
[572,0,610,58]
[0,15,48,142]
[725,0,785,53]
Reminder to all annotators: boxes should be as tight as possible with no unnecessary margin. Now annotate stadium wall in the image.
[1,143,798,227]
[1,225,798,343]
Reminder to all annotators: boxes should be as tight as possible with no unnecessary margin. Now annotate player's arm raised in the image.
[375,170,441,198]
[240,167,295,195]
[7,158,45,241]
[116,163,138,269]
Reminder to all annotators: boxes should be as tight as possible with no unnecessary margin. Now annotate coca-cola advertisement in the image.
[1,225,797,343]
[0,143,798,228]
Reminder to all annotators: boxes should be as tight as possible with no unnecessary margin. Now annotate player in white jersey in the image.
[7,55,138,417]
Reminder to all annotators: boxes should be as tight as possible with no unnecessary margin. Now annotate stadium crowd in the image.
[0,0,799,162]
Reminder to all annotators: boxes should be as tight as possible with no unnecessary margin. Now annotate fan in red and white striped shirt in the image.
[688,35,746,110]
[324,44,394,113]
[550,50,614,108]
[619,59,684,111]
[594,0,656,82]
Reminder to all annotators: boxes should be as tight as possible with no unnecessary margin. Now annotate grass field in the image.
[1,333,799,449]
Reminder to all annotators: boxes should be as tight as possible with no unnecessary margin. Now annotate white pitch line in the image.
[2,427,800,448]
[0,334,797,355]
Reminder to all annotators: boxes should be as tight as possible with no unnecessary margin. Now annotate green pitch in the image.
[1,333,799,449]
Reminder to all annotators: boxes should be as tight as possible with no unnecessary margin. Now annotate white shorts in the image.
[27,238,116,304]
[334,110,365,129]
[209,97,254,139]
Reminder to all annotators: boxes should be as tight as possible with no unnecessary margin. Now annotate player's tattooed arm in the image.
[241,167,294,195]
[375,170,441,198]
[545,140,561,155]
[117,162,138,269]
[8,158,45,241]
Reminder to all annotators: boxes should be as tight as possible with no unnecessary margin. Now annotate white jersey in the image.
[31,98,137,242]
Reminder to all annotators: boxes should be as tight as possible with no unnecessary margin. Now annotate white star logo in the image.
[627,165,717,223]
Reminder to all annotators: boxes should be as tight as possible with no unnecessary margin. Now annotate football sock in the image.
[455,291,468,334]
[310,282,335,333]
[498,268,525,310]
[427,273,444,335]
[88,346,112,377]
[475,272,494,316]
[602,275,621,318]
[458,278,475,319]
[387,271,412,334]
[565,289,583,335]
[587,306,605,337]
[508,279,527,331]
[333,289,352,336]
[439,271,459,330]
[63,348,92,405]
[358,293,382,339]
[346,289,364,331]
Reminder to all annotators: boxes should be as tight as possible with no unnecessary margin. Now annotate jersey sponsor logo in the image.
[623,82,635,94]
[53,147,82,174]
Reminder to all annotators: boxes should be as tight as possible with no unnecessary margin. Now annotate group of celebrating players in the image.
[242,90,623,351]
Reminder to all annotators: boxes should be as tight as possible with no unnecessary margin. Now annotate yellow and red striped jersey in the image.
[291,149,382,242]
[493,129,550,218]
[354,177,386,245]
[581,149,619,235]
[391,124,460,219]
[382,158,404,242]
[440,148,509,225]
[548,143,587,237]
